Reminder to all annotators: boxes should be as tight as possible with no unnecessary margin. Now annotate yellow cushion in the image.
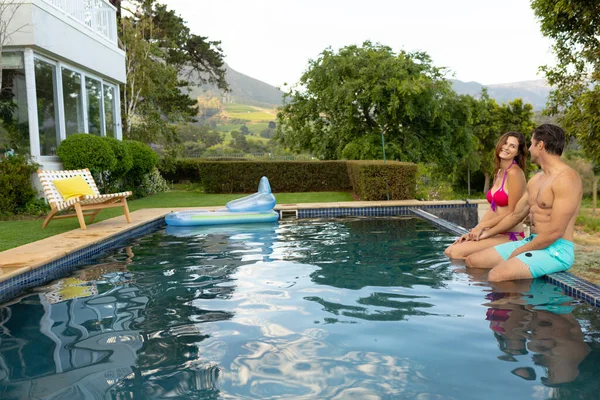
[53,175,95,201]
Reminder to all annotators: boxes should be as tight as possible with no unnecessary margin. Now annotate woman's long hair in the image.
[493,131,527,175]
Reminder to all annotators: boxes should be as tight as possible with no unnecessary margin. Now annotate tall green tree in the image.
[115,0,227,144]
[455,91,535,193]
[531,0,600,210]
[276,41,474,171]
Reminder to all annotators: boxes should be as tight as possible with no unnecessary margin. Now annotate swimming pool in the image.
[0,218,599,399]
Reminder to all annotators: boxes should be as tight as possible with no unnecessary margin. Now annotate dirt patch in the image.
[572,229,600,285]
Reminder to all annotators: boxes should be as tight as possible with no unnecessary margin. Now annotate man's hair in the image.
[532,124,565,156]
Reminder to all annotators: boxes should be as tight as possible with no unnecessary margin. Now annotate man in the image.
[465,124,582,282]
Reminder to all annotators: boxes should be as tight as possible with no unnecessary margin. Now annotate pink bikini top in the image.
[486,161,516,211]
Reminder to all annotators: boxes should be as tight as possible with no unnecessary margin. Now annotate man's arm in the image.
[506,170,581,258]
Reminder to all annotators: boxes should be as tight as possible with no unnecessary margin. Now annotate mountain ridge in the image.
[188,64,552,111]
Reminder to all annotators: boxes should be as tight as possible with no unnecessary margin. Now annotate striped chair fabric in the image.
[37,168,132,230]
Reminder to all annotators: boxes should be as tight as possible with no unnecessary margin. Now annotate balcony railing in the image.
[42,0,118,45]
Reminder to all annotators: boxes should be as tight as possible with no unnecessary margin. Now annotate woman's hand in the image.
[468,226,486,241]
[453,233,470,244]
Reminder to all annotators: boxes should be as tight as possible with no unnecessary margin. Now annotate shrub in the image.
[0,154,40,215]
[102,137,133,180]
[134,167,170,198]
[123,140,159,185]
[56,134,116,178]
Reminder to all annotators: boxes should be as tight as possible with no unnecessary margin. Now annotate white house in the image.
[0,0,125,171]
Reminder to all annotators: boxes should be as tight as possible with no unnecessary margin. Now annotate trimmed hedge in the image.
[159,159,417,199]
[347,160,417,200]
[160,160,352,193]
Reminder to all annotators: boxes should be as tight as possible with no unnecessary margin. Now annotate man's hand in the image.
[508,249,522,259]
[478,229,492,241]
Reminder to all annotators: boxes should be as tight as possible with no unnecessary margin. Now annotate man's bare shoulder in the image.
[554,166,582,189]
[527,171,544,186]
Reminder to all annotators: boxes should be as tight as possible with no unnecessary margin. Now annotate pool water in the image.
[1,218,600,399]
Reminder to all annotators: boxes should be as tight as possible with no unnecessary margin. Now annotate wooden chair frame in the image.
[37,168,132,230]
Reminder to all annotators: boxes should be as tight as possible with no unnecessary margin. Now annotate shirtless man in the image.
[465,124,582,282]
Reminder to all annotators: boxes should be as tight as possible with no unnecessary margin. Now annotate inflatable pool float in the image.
[165,176,279,227]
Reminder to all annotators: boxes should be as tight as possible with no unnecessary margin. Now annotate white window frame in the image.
[20,49,123,160]
[102,82,119,138]
[32,53,62,158]
[84,74,104,136]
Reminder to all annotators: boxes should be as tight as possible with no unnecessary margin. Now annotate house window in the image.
[62,68,84,137]
[85,77,102,136]
[103,84,116,138]
[0,52,29,155]
[34,58,60,156]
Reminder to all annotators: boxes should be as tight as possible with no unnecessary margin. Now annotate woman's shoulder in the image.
[507,165,525,179]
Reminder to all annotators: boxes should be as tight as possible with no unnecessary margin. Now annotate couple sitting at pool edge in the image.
[444,124,582,282]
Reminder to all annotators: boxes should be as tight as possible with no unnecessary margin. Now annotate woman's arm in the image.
[470,167,527,237]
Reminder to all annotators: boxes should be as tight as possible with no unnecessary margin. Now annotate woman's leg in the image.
[445,235,510,260]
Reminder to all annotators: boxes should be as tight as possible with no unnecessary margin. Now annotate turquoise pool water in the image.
[1,218,599,399]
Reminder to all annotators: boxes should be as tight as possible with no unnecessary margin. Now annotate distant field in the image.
[223,103,276,122]
[224,104,259,113]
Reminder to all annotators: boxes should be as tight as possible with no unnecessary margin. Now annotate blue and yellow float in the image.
[165,176,279,226]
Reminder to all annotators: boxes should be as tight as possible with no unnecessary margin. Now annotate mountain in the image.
[451,79,552,111]
[184,64,284,108]
[185,64,552,111]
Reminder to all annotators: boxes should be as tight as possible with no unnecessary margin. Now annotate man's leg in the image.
[465,246,505,269]
[488,258,533,282]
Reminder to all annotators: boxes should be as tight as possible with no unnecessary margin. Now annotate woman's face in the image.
[499,136,520,161]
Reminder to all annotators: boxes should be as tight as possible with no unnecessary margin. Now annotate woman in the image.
[445,131,527,260]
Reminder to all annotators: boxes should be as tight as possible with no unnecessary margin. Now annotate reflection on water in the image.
[0,218,599,399]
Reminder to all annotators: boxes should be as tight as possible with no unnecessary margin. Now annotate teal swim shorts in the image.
[493,234,575,278]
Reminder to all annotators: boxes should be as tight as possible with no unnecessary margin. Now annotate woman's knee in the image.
[444,245,453,257]
[445,245,464,260]
[465,254,478,268]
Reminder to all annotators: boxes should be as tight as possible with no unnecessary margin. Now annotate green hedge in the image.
[160,160,352,193]
[347,160,417,200]
[159,159,417,199]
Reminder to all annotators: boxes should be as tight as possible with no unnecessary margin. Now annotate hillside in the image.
[185,64,284,108]
[451,79,552,110]
[185,64,552,111]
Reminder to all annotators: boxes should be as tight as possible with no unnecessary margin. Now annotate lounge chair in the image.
[37,168,132,230]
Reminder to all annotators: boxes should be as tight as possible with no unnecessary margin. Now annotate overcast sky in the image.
[160,0,555,88]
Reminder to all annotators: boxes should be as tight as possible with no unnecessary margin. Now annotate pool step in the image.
[279,209,298,219]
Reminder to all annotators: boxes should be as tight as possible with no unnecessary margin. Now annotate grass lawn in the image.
[0,191,353,252]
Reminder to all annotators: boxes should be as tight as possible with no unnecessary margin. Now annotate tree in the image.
[117,0,228,144]
[0,0,26,91]
[461,92,535,193]
[531,0,600,210]
[276,41,474,171]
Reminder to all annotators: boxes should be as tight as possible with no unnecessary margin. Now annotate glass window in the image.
[34,58,60,156]
[62,68,84,137]
[0,52,29,155]
[103,84,116,138]
[85,77,102,136]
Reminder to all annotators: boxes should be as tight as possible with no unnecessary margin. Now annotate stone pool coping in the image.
[0,199,598,307]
